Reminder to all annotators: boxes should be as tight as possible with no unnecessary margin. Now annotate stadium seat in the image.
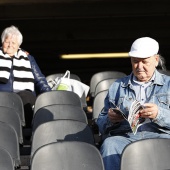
[46,73,88,108]
[32,105,88,132]
[46,72,81,82]
[94,78,117,96]
[90,71,126,97]
[0,147,15,170]
[0,92,25,126]
[0,121,20,167]
[34,90,82,114]
[31,120,95,156]
[92,90,108,121]
[120,138,170,170]
[0,106,23,144]
[158,69,170,76]
[30,141,105,170]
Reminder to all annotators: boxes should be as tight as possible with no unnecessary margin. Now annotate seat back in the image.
[34,91,82,114]
[121,138,170,170]
[90,71,126,97]
[46,73,81,82]
[0,147,14,170]
[0,106,23,144]
[158,69,170,76]
[46,73,87,108]
[92,90,108,120]
[31,141,105,170]
[0,121,20,167]
[0,92,25,126]
[32,105,88,132]
[94,78,117,96]
[31,120,95,156]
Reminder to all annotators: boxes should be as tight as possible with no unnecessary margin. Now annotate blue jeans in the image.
[100,125,170,170]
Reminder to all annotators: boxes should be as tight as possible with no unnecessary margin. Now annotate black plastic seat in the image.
[46,73,87,108]
[121,138,170,170]
[32,105,88,132]
[0,147,15,170]
[0,121,20,167]
[0,92,25,126]
[92,90,108,120]
[94,78,117,97]
[158,69,170,76]
[90,71,126,97]
[31,120,95,156]
[46,73,81,82]
[0,106,23,144]
[91,90,108,142]
[30,141,105,170]
[34,91,82,114]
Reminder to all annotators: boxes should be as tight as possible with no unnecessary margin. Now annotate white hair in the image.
[158,54,166,71]
[1,25,23,46]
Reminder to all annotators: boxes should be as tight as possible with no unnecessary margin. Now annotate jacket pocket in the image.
[155,94,170,109]
[110,96,134,114]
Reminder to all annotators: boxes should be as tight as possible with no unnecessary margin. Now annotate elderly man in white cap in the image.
[97,37,170,170]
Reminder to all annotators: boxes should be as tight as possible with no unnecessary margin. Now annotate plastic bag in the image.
[48,70,72,91]
[47,70,89,97]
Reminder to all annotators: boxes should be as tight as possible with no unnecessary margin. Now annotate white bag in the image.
[69,79,89,98]
[47,70,90,98]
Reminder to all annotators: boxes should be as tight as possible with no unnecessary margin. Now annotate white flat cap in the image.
[129,37,159,58]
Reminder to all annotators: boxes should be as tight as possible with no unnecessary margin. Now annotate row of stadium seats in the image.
[30,89,104,169]
[0,71,126,169]
[1,70,170,169]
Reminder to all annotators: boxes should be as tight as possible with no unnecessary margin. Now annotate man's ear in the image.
[155,55,159,67]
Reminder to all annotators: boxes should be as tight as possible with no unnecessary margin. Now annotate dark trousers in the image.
[17,90,36,128]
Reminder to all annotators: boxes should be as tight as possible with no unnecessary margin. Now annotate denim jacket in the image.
[0,54,51,95]
[97,70,170,135]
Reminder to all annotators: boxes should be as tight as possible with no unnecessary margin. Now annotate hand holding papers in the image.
[110,100,145,134]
